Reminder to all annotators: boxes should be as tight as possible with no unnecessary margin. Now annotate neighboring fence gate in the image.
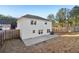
[0,30,20,48]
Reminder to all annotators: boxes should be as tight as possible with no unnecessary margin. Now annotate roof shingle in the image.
[21,14,49,21]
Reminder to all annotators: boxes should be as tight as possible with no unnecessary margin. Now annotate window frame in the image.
[45,22,47,25]
[34,21,37,25]
[33,30,35,33]
[31,20,37,25]
[31,20,33,25]
[38,30,43,34]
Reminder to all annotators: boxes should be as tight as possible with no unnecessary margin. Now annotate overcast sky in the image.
[0,5,75,18]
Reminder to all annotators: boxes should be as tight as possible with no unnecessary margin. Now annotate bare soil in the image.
[55,32,79,35]
[0,36,79,53]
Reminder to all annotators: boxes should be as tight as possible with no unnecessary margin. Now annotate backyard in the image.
[0,34,79,53]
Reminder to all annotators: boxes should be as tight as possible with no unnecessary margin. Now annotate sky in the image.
[0,5,75,18]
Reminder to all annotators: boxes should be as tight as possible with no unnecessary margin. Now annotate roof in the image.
[21,14,50,21]
[0,19,11,24]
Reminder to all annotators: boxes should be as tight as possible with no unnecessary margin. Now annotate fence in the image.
[52,26,79,33]
[52,26,74,33]
[0,30,20,48]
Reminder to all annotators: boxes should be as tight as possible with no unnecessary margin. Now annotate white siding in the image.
[17,18,52,40]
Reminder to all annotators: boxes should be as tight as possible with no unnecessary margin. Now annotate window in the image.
[38,30,41,34]
[47,29,50,33]
[45,22,47,25]
[38,30,43,34]
[33,30,35,33]
[34,21,37,25]
[41,30,43,34]
[31,20,33,25]
[31,20,37,25]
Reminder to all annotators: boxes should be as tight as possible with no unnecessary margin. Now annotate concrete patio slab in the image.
[23,35,58,46]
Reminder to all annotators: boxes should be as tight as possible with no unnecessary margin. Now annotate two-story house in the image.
[17,14,52,40]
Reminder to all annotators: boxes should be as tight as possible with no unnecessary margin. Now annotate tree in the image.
[47,14,54,20]
[70,5,79,26]
[0,14,17,29]
[47,14,55,25]
[56,8,70,27]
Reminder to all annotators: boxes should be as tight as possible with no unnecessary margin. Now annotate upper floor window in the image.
[34,21,37,25]
[31,20,33,25]
[31,20,37,25]
[45,22,47,25]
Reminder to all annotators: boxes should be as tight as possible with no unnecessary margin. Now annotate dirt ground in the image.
[0,36,79,53]
[55,32,79,35]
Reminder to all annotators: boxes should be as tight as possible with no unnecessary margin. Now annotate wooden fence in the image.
[52,26,79,33]
[52,26,74,33]
[0,30,20,48]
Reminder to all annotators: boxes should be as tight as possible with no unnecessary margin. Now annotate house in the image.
[0,19,11,30]
[17,14,52,40]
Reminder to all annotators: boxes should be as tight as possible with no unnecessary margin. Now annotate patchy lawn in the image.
[0,36,79,53]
